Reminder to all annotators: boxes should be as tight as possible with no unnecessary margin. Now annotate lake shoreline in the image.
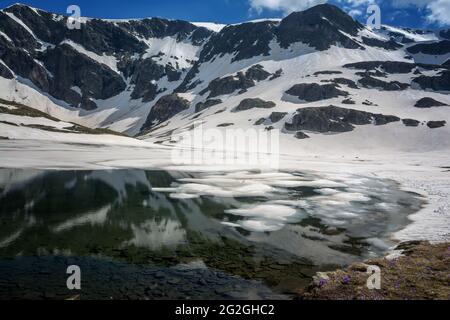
[296,241,450,300]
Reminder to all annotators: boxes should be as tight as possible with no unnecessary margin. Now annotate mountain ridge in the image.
[0,3,449,149]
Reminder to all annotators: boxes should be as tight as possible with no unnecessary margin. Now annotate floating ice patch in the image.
[169,193,200,200]
[239,219,285,232]
[148,170,424,240]
[287,179,348,188]
[226,204,297,221]
[315,188,340,195]
[224,204,306,232]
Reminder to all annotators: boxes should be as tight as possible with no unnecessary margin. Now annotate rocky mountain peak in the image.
[277,4,363,50]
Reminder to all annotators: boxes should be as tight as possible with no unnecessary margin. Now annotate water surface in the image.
[0,168,424,299]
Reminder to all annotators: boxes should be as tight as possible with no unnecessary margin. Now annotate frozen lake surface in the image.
[0,168,425,299]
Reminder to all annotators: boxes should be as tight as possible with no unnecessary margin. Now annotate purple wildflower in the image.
[343,275,350,284]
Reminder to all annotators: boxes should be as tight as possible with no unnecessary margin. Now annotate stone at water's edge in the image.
[298,241,450,300]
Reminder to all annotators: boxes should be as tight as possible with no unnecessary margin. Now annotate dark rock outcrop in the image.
[0,8,44,51]
[322,78,358,89]
[440,29,450,40]
[119,18,212,46]
[407,40,450,55]
[254,118,266,125]
[427,121,446,129]
[1,44,51,92]
[141,94,190,130]
[295,131,310,139]
[402,119,420,127]
[200,73,255,98]
[233,98,276,112]
[269,112,287,123]
[0,61,13,79]
[199,21,277,63]
[415,97,448,108]
[0,4,210,110]
[127,58,166,102]
[285,106,400,133]
[386,29,414,44]
[285,83,349,102]
[42,44,126,110]
[358,76,409,91]
[276,4,363,50]
[269,69,283,80]
[361,37,402,50]
[413,71,450,91]
[344,61,419,74]
[217,123,234,127]
[195,99,222,113]
[314,71,342,76]
[245,64,271,81]
[342,98,355,105]
[200,65,272,98]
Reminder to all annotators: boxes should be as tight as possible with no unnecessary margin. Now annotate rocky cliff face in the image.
[0,4,211,110]
[0,3,449,141]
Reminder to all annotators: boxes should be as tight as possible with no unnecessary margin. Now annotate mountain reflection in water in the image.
[0,168,424,299]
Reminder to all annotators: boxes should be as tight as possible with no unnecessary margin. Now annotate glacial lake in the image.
[0,168,424,299]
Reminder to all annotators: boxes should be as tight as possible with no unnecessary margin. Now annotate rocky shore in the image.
[298,241,450,300]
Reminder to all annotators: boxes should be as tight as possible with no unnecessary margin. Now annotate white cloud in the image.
[391,0,429,8]
[249,0,327,14]
[348,9,363,17]
[248,0,450,26]
[340,0,375,6]
[248,0,375,15]
[392,0,450,25]
[426,0,450,25]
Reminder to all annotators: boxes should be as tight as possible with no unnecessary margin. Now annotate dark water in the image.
[0,168,424,300]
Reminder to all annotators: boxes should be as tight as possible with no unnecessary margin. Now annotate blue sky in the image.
[0,0,448,29]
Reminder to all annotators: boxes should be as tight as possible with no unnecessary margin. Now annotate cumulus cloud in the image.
[248,0,450,26]
[348,9,363,17]
[248,0,375,15]
[391,0,429,8]
[249,0,327,14]
[426,0,450,25]
[392,0,450,25]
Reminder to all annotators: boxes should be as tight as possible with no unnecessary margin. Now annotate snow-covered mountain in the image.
[0,3,449,150]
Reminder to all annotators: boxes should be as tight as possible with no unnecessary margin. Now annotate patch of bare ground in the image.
[298,241,450,300]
